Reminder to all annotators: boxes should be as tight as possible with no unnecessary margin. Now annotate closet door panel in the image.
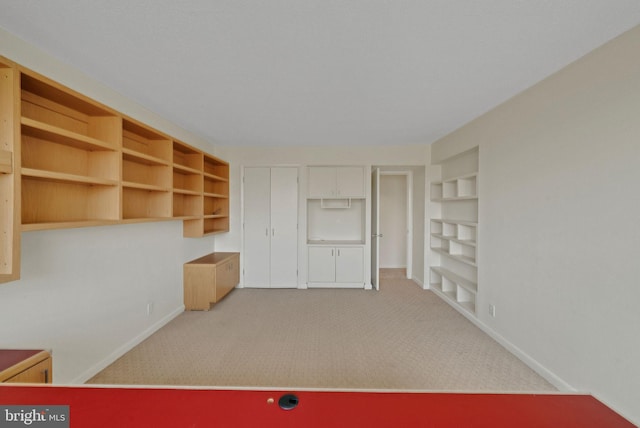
[243,167,271,288]
[270,167,298,288]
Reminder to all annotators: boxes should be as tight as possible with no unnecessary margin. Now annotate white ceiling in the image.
[1,1,639,147]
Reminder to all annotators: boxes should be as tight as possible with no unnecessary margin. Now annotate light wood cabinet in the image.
[0,349,52,384]
[0,56,231,283]
[183,252,240,310]
[308,166,365,198]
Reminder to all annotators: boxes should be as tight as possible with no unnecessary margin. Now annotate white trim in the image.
[70,305,185,384]
[431,294,575,392]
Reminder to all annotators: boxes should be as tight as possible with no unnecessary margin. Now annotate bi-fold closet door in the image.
[243,167,298,288]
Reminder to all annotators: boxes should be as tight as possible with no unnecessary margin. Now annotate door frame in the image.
[379,170,413,279]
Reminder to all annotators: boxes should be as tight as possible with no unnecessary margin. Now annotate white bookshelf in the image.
[429,147,479,315]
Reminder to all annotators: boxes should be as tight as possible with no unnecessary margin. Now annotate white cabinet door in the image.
[336,167,365,198]
[308,167,336,198]
[270,167,299,288]
[243,167,271,288]
[308,247,336,282]
[335,247,364,283]
[243,167,299,288]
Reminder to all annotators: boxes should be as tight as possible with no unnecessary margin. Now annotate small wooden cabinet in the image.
[183,252,239,310]
[0,349,52,383]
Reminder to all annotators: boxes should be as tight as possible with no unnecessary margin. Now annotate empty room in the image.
[1,1,639,426]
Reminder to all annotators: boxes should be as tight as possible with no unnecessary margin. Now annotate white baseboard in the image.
[430,291,575,392]
[71,305,184,384]
[411,276,424,287]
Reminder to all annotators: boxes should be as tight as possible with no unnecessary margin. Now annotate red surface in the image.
[0,350,42,372]
[0,385,634,428]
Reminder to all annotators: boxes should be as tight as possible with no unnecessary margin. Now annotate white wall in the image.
[0,28,218,383]
[430,25,640,423]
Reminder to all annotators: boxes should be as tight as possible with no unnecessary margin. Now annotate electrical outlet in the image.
[146,302,154,316]
[489,304,496,317]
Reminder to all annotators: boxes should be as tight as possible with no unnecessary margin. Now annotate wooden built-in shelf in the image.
[1,56,231,283]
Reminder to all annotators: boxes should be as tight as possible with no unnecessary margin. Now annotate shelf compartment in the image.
[204,195,228,217]
[430,267,477,314]
[431,173,478,201]
[203,154,228,179]
[21,118,117,152]
[173,168,202,193]
[22,130,119,182]
[122,119,172,163]
[21,73,120,146]
[123,158,171,189]
[21,176,119,225]
[203,217,229,236]
[122,187,172,220]
[204,175,228,196]
[173,140,202,172]
[173,193,202,218]
[431,248,477,267]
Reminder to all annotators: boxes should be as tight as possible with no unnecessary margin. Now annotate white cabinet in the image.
[243,167,298,288]
[308,166,365,198]
[308,246,364,287]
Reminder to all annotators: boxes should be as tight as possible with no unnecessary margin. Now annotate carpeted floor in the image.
[87,269,555,391]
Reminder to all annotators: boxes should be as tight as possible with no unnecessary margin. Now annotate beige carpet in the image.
[87,269,555,391]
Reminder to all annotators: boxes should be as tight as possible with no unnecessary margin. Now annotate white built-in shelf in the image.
[431,172,477,201]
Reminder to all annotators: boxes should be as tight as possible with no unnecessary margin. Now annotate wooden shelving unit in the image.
[429,147,479,315]
[0,57,20,283]
[20,71,121,229]
[122,118,172,221]
[0,56,230,284]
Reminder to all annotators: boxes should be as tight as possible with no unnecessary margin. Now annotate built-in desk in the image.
[0,349,52,383]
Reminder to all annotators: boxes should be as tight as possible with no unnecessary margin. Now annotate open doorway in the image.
[379,171,412,279]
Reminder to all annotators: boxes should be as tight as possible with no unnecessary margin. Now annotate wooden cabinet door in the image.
[335,247,364,283]
[308,167,336,198]
[336,167,365,198]
[308,247,335,283]
[216,255,239,301]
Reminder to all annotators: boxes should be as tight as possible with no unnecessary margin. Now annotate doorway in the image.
[377,171,413,281]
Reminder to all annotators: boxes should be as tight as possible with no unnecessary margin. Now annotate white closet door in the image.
[270,167,298,288]
[335,247,363,283]
[243,167,271,288]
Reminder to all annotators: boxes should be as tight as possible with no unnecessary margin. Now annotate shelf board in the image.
[430,218,477,227]
[431,248,477,267]
[22,220,120,231]
[122,181,171,192]
[203,172,228,182]
[436,172,478,184]
[21,117,116,152]
[202,229,228,236]
[120,217,174,224]
[430,266,477,293]
[172,188,201,196]
[203,192,228,198]
[203,214,227,219]
[431,233,476,247]
[22,168,118,186]
[122,148,170,166]
[173,163,201,175]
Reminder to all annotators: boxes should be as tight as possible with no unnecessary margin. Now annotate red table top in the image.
[0,385,634,428]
